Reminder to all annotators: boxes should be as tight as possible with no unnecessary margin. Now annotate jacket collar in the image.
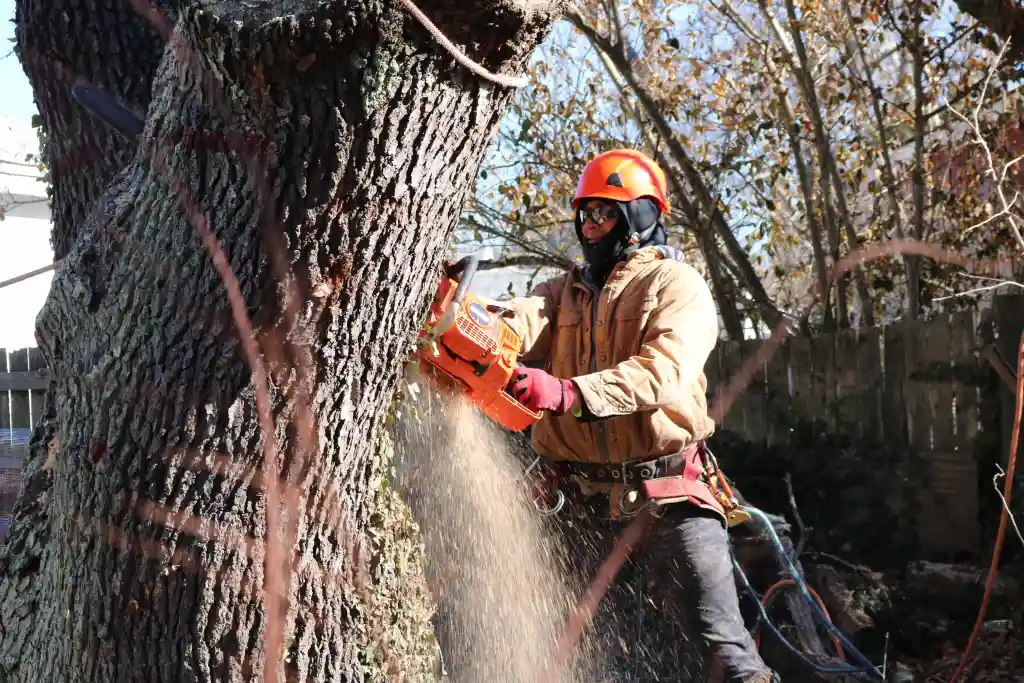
[573,245,685,292]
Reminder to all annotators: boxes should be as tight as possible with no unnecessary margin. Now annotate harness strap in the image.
[529,442,751,527]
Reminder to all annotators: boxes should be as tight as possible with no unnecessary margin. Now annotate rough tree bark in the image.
[16,0,180,258]
[0,1,561,682]
[953,0,1024,62]
[1,2,181,679]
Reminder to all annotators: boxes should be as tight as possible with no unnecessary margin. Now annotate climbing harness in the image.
[526,443,730,522]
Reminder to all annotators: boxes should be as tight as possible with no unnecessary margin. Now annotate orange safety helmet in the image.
[572,149,670,214]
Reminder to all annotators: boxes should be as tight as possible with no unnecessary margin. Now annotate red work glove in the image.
[507,366,578,414]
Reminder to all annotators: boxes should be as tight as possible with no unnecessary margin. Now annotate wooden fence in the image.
[0,347,50,536]
[0,295,1021,557]
[705,294,1024,561]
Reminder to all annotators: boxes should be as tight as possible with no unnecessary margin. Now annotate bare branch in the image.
[0,263,58,290]
[565,2,784,329]
[477,254,571,271]
[931,280,1024,302]
[993,465,1024,562]
[943,38,1024,253]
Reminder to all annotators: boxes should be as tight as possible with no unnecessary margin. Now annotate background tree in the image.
[461,0,1024,337]
[0,1,561,682]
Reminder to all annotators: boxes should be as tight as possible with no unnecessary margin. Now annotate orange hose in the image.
[754,578,847,661]
[947,329,1024,683]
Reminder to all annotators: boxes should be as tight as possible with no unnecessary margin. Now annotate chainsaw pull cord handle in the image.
[425,254,482,342]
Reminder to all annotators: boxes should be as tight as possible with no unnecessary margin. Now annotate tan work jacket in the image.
[506,246,720,466]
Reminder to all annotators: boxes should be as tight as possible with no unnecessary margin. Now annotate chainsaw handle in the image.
[445,253,481,307]
[425,254,482,342]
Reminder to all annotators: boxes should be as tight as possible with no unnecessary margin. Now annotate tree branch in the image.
[778,0,875,326]
[943,39,1024,254]
[566,3,784,329]
[477,253,572,270]
[909,0,928,318]
[773,76,835,331]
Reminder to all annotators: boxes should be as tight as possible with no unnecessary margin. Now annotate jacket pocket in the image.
[614,294,655,319]
[613,295,657,321]
[551,309,583,376]
[606,296,655,365]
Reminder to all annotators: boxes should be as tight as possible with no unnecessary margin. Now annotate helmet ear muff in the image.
[621,197,660,240]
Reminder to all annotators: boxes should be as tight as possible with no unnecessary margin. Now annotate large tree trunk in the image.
[0,2,560,682]
[15,0,179,258]
[2,7,180,674]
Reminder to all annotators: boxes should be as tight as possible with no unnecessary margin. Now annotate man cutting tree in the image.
[503,149,778,683]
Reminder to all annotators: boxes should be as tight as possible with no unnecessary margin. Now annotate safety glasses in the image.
[577,201,618,225]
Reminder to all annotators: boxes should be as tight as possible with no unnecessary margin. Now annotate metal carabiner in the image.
[533,488,566,517]
[525,456,566,517]
[617,487,646,518]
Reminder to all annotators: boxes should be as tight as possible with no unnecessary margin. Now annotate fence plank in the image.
[912,316,979,557]
[855,327,884,442]
[765,339,791,446]
[739,339,767,444]
[7,349,30,430]
[0,349,8,432]
[809,333,836,434]
[903,319,932,552]
[882,322,910,446]
[904,320,931,451]
[950,311,980,450]
[788,336,815,427]
[718,340,745,433]
[950,310,981,558]
[928,316,956,452]
[882,321,912,536]
[833,328,860,438]
[0,442,26,460]
[27,347,46,427]
[0,371,50,392]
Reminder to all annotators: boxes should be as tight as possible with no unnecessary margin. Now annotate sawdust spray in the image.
[391,380,603,683]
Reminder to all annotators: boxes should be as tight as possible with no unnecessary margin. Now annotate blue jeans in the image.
[645,505,773,682]
[558,497,773,682]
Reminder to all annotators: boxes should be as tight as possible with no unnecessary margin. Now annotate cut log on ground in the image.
[905,561,1020,609]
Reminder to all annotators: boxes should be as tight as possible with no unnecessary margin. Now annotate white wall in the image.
[0,118,53,350]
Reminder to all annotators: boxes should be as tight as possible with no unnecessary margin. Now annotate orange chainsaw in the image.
[416,254,543,433]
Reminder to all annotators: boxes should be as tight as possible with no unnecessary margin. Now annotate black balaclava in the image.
[575,196,667,286]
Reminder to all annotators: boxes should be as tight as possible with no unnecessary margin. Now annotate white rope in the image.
[397,0,530,88]
[0,263,57,291]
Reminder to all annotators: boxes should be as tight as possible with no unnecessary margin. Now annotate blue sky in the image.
[0,0,38,124]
